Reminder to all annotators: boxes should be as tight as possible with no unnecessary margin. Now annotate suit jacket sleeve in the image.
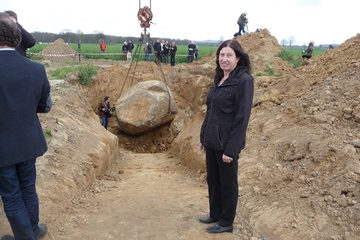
[37,66,52,113]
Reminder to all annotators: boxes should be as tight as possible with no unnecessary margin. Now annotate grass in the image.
[28,43,217,64]
[48,64,97,85]
[277,47,326,69]
[32,43,328,78]
[44,130,52,137]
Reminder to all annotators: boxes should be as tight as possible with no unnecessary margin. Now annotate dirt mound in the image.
[198,28,293,74]
[40,38,77,62]
[272,33,360,97]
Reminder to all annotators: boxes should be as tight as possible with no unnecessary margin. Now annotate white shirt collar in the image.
[0,48,15,51]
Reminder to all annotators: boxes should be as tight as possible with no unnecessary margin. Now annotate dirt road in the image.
[45,150,240,240]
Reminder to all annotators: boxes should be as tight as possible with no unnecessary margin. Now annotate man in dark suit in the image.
[0,12,52,240]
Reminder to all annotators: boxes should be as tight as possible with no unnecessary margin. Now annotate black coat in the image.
[16,22,36,57]
[170,45,177,55]
[200,67,254,158]
[153,42,161,53]
[0,50,52,167]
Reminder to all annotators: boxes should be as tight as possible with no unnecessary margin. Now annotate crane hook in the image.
[137,6,153,29]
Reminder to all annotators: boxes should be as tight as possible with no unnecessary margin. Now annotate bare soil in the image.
[1,30,359,240]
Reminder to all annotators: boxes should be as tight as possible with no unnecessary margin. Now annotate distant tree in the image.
[288,36,295,47]
[94,31,105,43]
[280,39,288,47]
[60,29,73,43]
[77,30,83,43]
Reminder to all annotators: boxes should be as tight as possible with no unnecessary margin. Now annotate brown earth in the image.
[0,29,359,240]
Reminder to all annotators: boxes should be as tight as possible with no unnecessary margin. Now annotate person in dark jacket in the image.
[98,96,112,129]
[169,41,177,66]
[302,42,314,60]
[162,40,170,65]
[237,12,248,36]
[128,40,134,53]
[122,41,128,60]
[187,41,196,63]
[4,10,36,57]
[146,41,153,61]
[199,39,254,234]
[153,39,162,64]
[0,12,51,240]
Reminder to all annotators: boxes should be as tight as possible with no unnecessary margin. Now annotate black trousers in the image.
[170,54,176,66]
[205,148,239,226]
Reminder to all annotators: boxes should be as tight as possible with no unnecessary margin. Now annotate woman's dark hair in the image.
[0,12,21,48]
[214,39,252,82]
[104,96,110,101]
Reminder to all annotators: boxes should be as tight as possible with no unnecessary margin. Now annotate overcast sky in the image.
[0,0,357,45]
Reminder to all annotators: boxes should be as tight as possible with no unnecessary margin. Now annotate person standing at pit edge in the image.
[187,41,196,63]
[0,12,52,240]
[199,39,254,234]
[153,39,161,64]
[237,12,248,36]
[122,41,128,60]
[128,40,134,53]
[169,41,177,66]
[4,10,36,57]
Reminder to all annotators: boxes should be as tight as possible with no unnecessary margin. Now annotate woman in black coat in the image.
[199,39,254,234]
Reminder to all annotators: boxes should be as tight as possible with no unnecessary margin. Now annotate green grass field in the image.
[28,43,327,71]
[28,43,217,63]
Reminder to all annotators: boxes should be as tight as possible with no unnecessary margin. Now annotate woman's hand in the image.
[199,143,206,153]
[222,154,233,163]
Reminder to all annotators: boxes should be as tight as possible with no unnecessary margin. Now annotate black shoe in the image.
[199,216,218,224]
[1,235,14,240]
[0,224,47,240]
[206,223,233,233]
[35,224,47,240]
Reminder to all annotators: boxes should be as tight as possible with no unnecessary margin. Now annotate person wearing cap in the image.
[237,12,248,36]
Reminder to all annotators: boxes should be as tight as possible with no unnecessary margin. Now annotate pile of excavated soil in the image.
[40,38,77,63]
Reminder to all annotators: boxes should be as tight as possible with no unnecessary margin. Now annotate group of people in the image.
[0,8,255,239]
[99,40,135,61]
[122,40,134,61]
[153,39,178,66]
[99,38,203,66]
